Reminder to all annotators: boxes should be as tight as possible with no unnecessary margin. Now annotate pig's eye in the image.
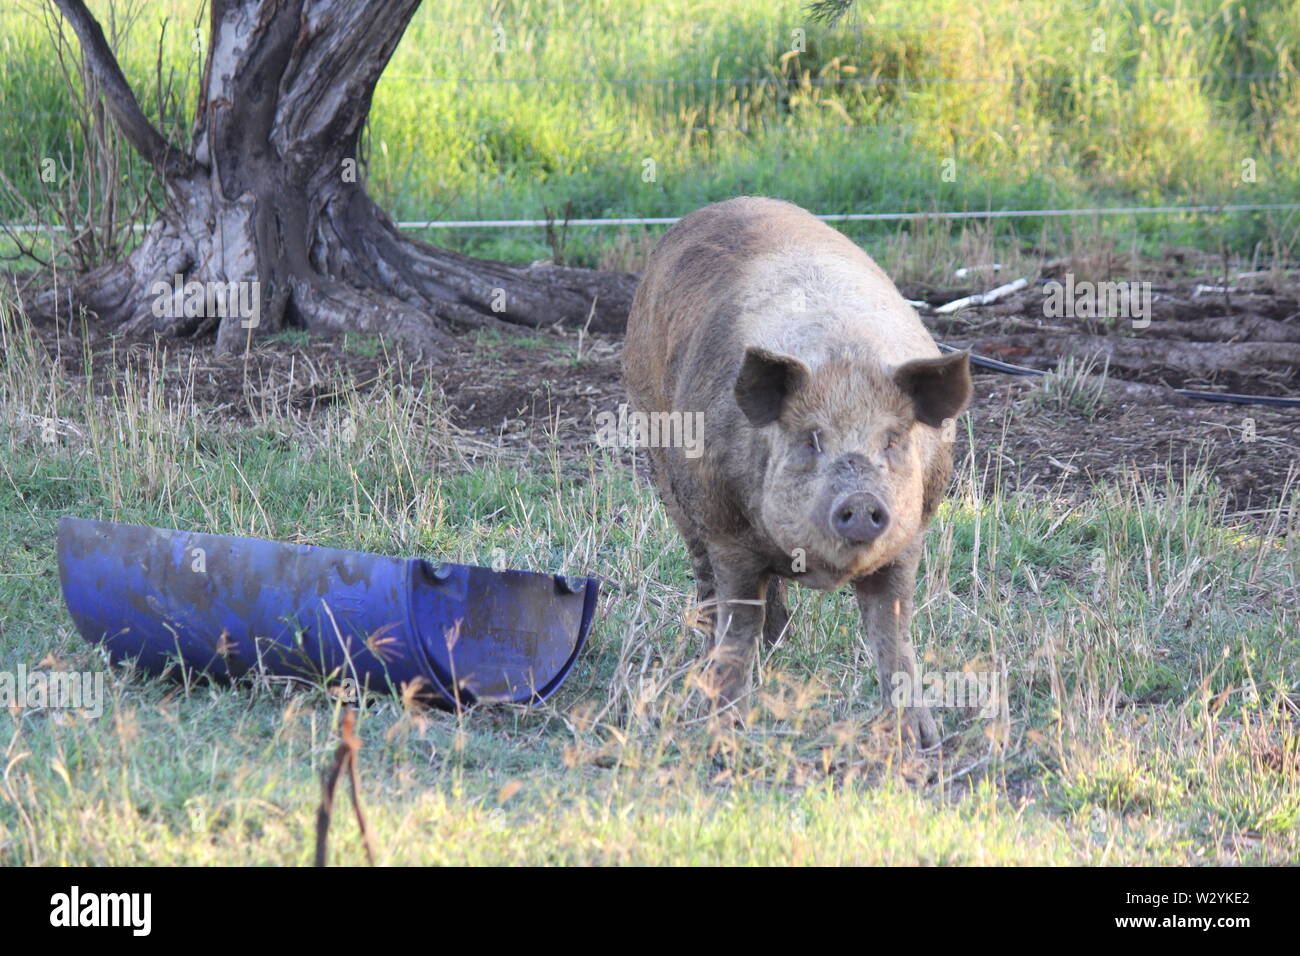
[803,430,823,454]
[883,431,903,451]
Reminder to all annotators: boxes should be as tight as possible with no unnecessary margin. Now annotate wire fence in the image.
[4,201,1299,235]
[378,72,1300,86]
[388,203,1300,230]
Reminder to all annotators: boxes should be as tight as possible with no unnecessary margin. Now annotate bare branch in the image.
[50,0,196,177]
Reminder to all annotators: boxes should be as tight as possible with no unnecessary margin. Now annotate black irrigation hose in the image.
[936,343,1300,409]
[1171,388,1300,409]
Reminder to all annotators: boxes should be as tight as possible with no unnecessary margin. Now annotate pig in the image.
[622,196,972,747]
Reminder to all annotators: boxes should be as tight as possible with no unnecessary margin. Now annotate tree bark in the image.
[32,0,638,355]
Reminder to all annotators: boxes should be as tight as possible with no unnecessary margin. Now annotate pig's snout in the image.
[829,491,889,545]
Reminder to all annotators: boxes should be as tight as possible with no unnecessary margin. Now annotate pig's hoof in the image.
[871,706,941,751]
[696,662,750,718]
[905,707,941,750]
[711,676,750,714]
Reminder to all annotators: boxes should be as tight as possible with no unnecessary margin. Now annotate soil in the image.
[20,270,1300,519]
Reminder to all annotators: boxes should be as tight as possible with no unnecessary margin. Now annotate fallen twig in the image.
[934,277,1030,314]
[314,709,375,867]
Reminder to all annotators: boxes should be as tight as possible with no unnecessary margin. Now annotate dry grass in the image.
[0,293,1297,864]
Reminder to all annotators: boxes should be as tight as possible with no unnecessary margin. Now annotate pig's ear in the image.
[734,347,811,426]
[894,351,972,427]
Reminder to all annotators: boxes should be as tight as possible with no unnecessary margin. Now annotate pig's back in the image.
[625,197,938,411]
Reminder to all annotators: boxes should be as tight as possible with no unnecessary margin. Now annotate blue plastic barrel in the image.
[57,517,597,706]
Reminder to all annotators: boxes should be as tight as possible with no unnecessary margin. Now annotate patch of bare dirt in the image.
[22,266,1300,519]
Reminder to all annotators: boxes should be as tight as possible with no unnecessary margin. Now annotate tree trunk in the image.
[33,0,637,356]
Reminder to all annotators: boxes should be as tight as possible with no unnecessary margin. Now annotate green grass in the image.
[1033,356,1110,419]
[1,301,1297,865]
[1,0,1298,865]
[3,0,1300,269]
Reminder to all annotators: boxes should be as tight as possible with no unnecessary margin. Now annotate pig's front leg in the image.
[701,545,770,711]
[854,546,940,749]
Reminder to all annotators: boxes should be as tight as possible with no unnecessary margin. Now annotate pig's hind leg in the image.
[762,579,790,648]
[685,536,718,643]
[644,450,718,645]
